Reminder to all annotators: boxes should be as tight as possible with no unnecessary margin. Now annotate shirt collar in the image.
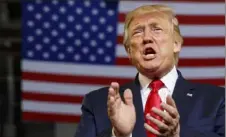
[139,66,178,94]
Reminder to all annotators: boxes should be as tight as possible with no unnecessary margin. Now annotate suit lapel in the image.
[172,71,196,124]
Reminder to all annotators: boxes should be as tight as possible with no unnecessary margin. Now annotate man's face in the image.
[127,12,181,77]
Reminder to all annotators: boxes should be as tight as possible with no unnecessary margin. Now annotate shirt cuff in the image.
[111,128,132,137]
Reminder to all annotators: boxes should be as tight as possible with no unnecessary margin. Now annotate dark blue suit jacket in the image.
[75,72,225,137]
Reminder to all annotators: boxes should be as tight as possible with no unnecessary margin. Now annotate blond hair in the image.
[123,5,183,64]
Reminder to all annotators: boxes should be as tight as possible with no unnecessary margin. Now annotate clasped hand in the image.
[107,82,180,137]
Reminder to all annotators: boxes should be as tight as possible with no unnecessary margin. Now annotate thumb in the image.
[166,95,176,108]
[123,89,133,106]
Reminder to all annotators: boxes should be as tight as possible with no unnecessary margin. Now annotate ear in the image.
[127,47,132,60]
[173,41,181,53]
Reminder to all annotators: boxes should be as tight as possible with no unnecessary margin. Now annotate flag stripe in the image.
[116,58,224,67]
[23,92,83,103]
[22,60,224,79]
[23,112,81,123]
[119,1,224,15]
[116,46,225,58]
[22,80,101,96]
[117,36,224,46]
[118,14,224,25]
[22,100,81,114]
[22,72,224,86]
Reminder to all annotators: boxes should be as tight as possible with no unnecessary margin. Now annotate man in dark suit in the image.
[74,4,225,137]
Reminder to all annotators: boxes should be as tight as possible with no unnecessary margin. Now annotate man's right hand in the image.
[107,82,136,136]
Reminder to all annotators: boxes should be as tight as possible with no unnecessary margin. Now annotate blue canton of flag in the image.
[22,0,119,65]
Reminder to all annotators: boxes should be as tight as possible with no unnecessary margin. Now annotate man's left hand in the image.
[144,95,180,137]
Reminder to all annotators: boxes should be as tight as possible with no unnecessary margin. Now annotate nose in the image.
[143,28,153,45]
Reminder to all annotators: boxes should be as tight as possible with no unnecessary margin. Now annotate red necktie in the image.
[144,80,164,137]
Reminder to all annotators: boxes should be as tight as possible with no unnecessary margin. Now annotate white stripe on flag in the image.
[116,45,225,58]
[117,24,225,37]
[119,1,224,15]
[22,60,224,79]
[22,100,82,115]
[22,80,103,95]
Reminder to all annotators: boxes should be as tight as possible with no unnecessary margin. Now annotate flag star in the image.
[52,0,58,5]
[35,13,42,20]
[68,15,75,22]
[83,32,90,39]
[89,55,96,62]
[83,16,90,23]
[90,40,97,47]
[35,44,42,51]
[43,22,50,29]
[74,54,81,61]
[59,6,66,14]
[51,45,58,52]
[91,8,99,15]
[52,14,59,21]
[84,0,91,7]
[67,31,74,38]
[74,39,81,46]
[100,1,106,8]
[27,51,34,57]
[105,56,111,62]
[98,33,105,40]
[59,23,66,30]
[43,6,50,13]
[51,30,58,37]
[43,52,49,59]
[75,24,82,31]
[35,28,42,36]
[82,47,89,54]
[106,41,113,48]
[91,25,98,32]
[27,21,34,27]
[97,48,104,55]
[99,17,106,24]
[27,36,34,42]
[107,25,114,33]
[27,4,34,11]
[68,0,75,6]
[43,37,50,44]
[58,53,65,60]
[107,10,115,16]
[58,38,66,45]
[67,46,74,53]
[76,8,83,15]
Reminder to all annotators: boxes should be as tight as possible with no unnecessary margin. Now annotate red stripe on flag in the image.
[22,72,131,85]
[119,14,224,25]
[116,58,224,67]
[22,92,83,103]
[22,72,224,86]
[117,36,224,46]
[23,112,80,123]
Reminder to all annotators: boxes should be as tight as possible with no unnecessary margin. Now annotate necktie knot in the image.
[149,80,164,91]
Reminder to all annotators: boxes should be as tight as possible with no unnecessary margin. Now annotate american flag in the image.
[21,0,224,123]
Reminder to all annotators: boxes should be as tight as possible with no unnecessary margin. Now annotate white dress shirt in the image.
[112,66,178,137]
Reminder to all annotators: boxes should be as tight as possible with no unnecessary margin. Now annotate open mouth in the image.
[144,47,156,55]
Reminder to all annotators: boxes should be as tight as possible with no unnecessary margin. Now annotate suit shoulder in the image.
[191,82,225,97]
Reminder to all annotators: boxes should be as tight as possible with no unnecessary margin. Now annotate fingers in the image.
[144,123,161,136]
[146,114,169,132]
[124,89,133,106]
[107,82,120,117]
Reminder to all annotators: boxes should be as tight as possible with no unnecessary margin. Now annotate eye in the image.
[152,27,162,32]
[132,29,143,36]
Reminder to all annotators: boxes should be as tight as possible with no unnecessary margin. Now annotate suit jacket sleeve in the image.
[180,97,225,137]
[74,94,96,137]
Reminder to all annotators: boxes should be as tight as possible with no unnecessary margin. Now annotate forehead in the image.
[129,12,171,29]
